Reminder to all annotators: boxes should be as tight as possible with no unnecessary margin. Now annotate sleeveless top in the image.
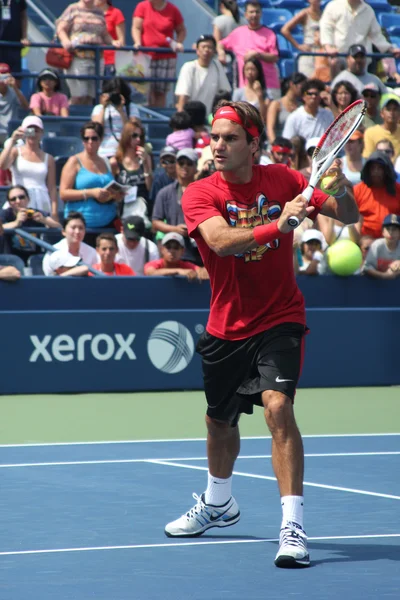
[298,13,320,77]
[64,156,115,228]
[275,100,293,138]
[115,161,148,200]
[11,147,52,213]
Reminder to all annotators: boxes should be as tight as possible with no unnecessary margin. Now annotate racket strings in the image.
[315,104,364,161]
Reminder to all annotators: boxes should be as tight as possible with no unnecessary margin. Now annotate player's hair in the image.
[63,211,86,229]
[213,99,265,143]
[96,232,118,248]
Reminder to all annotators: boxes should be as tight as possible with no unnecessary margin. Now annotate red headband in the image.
[271,145,292,154]
[212,106,260,138]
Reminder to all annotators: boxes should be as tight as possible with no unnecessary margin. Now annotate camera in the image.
[109,92,122,107]
[26,209,35,217]
[25,127,36,138]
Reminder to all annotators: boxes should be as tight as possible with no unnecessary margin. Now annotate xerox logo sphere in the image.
[147,321,195,374]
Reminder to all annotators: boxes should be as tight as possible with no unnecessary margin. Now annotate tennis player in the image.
[164,100,358,568]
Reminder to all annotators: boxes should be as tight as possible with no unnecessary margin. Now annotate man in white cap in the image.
[144,231,200,279]
[46,250,89,277]
[298,229,327,275]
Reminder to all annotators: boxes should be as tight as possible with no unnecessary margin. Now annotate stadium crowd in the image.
[1,0,400,281]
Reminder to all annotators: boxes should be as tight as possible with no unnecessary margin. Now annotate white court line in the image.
[0,533,399,557]
[0,433,399,448]
[150,460,400,501]
[0,451,400,469]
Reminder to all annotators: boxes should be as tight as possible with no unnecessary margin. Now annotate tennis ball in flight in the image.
[320,175,339,196]
[327,240,363,276]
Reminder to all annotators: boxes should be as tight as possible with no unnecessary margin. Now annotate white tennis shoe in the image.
[274,521,310,568]
[164,493,240,537]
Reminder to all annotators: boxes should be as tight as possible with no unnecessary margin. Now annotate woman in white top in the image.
[281,0,321,77]
[0,116,58,220]
[91,77,140,158]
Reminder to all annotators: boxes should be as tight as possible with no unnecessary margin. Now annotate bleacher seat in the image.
[68,105,94,117]
[378,13,400,35]
[147,122,171,139]
[277,33,293,58]
[0,254,25,275]
[60,121,84,138]
[270,0,306,10]
[55,156,69,186]
[42,136,83,158]
[27,254,45,276]
[279,58,296,78]
[150,138,169,152]
[368,0,393,11]
[262,8,295,32]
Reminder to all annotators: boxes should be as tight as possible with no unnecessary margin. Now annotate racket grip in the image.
[287,185,314,229]
[287,216,300,228]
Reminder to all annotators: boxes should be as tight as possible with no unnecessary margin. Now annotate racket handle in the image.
[287,216,300,228]
[287,184,315,229]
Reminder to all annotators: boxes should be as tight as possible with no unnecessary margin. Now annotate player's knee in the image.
[205,414,232,437]
[262,391,294,430]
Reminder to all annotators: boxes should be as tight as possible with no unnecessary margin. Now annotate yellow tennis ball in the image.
[327,240,363,276]
[320,175,339,196]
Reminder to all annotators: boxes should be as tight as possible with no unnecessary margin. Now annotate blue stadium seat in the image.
[55,156,69,186]
[60,121,85,138]
[238,0,272,5]
[279,58,296,78]
[0,254,25,275]
[147,122,171,139]
[270,0,307,10]
[27,254,45,276]
[378,13,400,35]
[42,136,83,158]
[368,0,393,10]
[68,105,94,117]
[277,33,293,58]
[150,138,169,152]
[262,8,295,32]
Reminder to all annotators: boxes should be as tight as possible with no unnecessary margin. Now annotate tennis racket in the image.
[288,99,366,228]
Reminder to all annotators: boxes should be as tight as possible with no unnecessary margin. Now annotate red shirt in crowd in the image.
[144,258,198,274]
[92,263,135,276]
[103,5,125,66]
[133,1,184,60]
[353,181,400,238]
[183,165,328,341]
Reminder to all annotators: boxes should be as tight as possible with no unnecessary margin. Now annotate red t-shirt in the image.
[103,6,125,65]
[133,1,184,60]
[182,165,328,340]
[144,258,198,274]
[92,263,135,276]
[354,181,400,238]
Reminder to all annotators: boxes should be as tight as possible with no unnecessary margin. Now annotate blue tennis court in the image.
[1,433,399,599]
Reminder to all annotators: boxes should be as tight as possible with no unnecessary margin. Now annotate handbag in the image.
[46,38,73,70]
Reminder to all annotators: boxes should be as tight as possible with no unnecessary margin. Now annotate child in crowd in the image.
[165,111,195,150]
[29,69,69,117]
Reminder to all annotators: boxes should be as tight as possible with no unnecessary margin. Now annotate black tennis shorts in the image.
[196,322,307,426]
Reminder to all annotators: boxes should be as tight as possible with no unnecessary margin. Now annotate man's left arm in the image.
[251,50,278,64]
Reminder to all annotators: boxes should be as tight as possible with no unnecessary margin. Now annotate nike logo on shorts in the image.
[275,376,293,383]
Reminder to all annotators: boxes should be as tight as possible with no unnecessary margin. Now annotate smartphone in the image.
[25,127,36,138]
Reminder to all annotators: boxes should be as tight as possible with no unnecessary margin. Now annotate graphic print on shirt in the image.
[226,192,282,262]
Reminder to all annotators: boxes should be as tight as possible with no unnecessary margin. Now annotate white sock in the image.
[281,495,304,529]
[204,472,232,506]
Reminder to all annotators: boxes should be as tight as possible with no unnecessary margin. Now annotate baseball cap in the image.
[161,232,185,247]
[21,116,44,130]
[176,148,198,163]
[362,83,381,96]
[382,213,400,228]
[160,146,178,159]
[123,215,145,240]
[349,130,363,141]
[0,63,11,80]
[48,251,80,275]
[348,44,366,57]
[380,93,400,110]
[305,137,320,152]
[301,229,325,245]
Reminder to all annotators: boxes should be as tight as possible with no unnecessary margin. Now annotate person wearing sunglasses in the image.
[109,118,153,224]
[149,146,178,207]
[361,84,383,130]
[0,185,60,264]
[60,121,123,246]
[282,78,334,142]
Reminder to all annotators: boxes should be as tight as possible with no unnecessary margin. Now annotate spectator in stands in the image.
[110,119,153,225]
[116,215,159,275]
[60,121,123,243]
[340,130,365,186]
[363,214,400,278]
[298,229,326,275]
[282,79,334,141]
[29,69,69,117]
[0,63,29,147]
[93,232,135,275]
[91,77,140,159]
[281,0,321,78]
[330,45,387,97]
[46,250,89,277]
[320,0,400,77]
[132,0,186,108]
[150,146,177,208]
[261,136,293,166]
[0,185,60,263]
[213,1,242,43]
[57,0,120,106]
[330,80,358,117]
[354,151,400,239]
[361,83,383,130]
[175,35,231,116]
[152,148,201,264]
[0,0,29,82]
[42,211,97,275]
[217,1,280,99]
[266,73,306,143]
[232,57,268,122]
[144,231,199,279]
[363,94,400,161]
[0,116,58,219]
[166,111,195,151]
[299,136,319,181]
[0,264,21,281]
[290,135,308,171]
[184,101,211,159]
[95,0,126,77]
